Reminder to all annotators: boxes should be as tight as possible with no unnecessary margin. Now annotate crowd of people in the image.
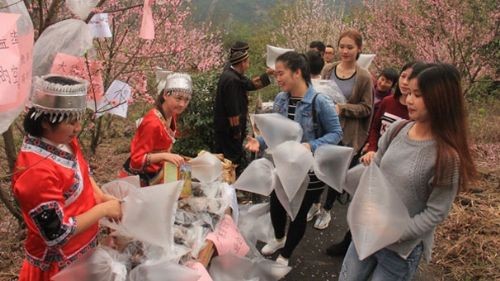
[10,28,476,281]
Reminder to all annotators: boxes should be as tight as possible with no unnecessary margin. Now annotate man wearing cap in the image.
[214,42,272,175]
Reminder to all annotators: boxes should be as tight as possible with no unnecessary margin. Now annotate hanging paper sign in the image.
[50,52,104,102]
[95,80,131,118]
[88,13,112,38]
[0,13,33,110]
[0,12,34,133]
[206,214,249,257]
[139,0,155,40]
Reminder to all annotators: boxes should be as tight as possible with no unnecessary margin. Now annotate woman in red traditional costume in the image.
[120,72,193,186]
[12,75,122,281]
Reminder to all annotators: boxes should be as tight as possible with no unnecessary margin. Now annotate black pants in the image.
[214,131,247,176]
[315,149,361,210]
[269,187,324,258]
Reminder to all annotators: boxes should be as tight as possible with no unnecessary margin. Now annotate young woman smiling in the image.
[246,51,342,266]
[314,29,374,235]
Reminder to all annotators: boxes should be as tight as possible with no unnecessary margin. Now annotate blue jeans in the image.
[339,242,423,281]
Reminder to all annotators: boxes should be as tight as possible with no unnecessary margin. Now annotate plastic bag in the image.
[273,141,313,201]
[347,163,410,260]
[189,152,223,183]
[52,247,128,281]
[65,0,99,19]
[253,113,303,151]
[274,175,309,221]
[343,164,365,196]
[103,181,183,251]
[209,253,291,281]
[357,54,376,69]
[266,45,294,70]
[221,183,239,224]
[101,176,139,200]
[313,144,354,192]
[0,0,34,133]
[233,158,275,196]
[128,259,200,281]
[33,19,93,77]
[311,79,346,104]
[155,67,172,96]
[238,203,274,245]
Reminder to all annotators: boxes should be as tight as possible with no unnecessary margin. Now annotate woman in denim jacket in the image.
[246,51,342,266]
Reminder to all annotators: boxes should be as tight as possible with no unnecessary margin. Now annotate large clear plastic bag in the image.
[313,144,354,192]
[311,79,346,104]
[101,176,139,200]
[221,183,239,223]
[343,164,365,196]
[347,163,410,260]
[155,67,172,95]
[233,158,275,196]
[52,247,128,281]
[0,0,33,133]
[33,19,93,76]
[102,181,183,251]
[238,203,274,245]
[253,113,303,151]
[274,175,309,221]
[209,253,291,281]
[128,259,200,281]
[65,0,100,19]
[357,54,376,69]
[189,152,223,183]
[273,141,314,201]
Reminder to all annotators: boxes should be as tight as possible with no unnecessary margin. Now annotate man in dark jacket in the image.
[214,42,272,175]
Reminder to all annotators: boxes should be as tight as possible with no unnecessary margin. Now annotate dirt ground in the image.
[0,134,498,280]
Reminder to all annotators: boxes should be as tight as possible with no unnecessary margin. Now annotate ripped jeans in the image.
[339,242,423,281]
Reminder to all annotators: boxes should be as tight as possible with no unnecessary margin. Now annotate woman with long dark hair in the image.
[245,51,342,266]
[361,61,425,164]
[339,63,476,280]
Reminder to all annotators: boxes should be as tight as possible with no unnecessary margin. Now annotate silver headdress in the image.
[155,67,173,96]
[31,74,88,123]
[164,73,193,96]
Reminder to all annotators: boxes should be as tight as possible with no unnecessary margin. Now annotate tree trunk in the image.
[90,117,103,154]
[1,126,23,223]
[0,183,23,223]
[2,126,17,172]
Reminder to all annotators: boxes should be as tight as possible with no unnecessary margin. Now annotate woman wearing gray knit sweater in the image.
[339,63,477,281]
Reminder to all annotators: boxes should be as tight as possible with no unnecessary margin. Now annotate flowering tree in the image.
[270,0,346,51]
[25,0,224,152]
[352,0,498,93]
[1,0,223,220]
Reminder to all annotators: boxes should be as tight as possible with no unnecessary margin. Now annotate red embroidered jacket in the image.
[128,108,177,175]
[12,136,98,272]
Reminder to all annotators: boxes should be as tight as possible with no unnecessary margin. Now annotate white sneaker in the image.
[314,208,331,230]
[307,203,321,222]
[261,237,286,255]
[275,254,289,266]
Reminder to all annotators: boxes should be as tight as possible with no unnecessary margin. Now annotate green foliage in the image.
[466,78,499,102]
[173,71,219,157]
